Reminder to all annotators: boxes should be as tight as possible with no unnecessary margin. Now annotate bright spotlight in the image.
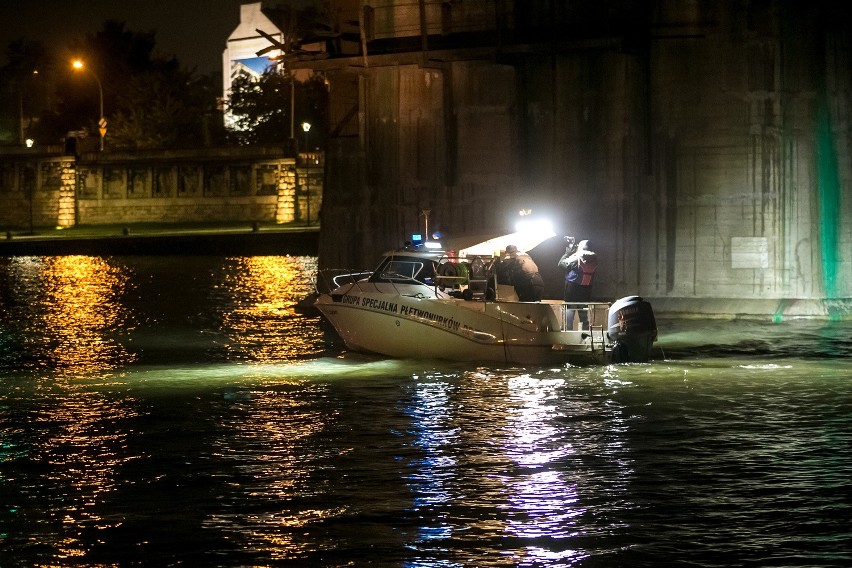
[516,218,553,234]
[515,219,556,248]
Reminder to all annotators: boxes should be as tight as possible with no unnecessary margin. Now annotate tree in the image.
[0,39,53,145]
[226,68,328,146]
[224,1,331,147]
[2,20,224,149]
[64,21,223,150]
[226,69,293,145]
[108,70,213,149]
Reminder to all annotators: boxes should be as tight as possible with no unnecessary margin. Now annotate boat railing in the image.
[558,302,610,331]
[314,269,373,294]
[555,302,611,352]
[314,268,443,297]
[381,273,448,297]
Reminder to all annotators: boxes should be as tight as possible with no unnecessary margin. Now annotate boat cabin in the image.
[368,241,504,301]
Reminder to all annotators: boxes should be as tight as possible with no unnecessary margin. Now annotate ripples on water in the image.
[0,256,849,566]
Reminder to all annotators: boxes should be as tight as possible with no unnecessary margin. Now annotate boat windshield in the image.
[369,255,436,285]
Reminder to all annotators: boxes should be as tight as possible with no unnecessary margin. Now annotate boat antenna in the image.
[421,208,431,241]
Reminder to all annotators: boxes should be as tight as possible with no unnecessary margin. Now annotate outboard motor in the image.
[607,296,658,363]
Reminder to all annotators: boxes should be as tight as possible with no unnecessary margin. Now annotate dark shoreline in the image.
[0,230,319,256]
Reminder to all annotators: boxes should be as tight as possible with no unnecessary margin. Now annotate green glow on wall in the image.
[816,103,840,299]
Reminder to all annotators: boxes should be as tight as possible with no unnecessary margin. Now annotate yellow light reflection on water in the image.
[31,386,143,561]
[3,256,141,560]
[16,256,135,374]
[215,256,324,362]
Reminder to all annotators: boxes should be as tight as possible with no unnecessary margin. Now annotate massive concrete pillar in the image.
[318,0,850,315]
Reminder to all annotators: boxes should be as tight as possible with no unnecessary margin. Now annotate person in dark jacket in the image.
[498,244,544,301]
[557,239,598,329]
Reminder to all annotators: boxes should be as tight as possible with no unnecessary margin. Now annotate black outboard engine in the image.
[607,296,658,363]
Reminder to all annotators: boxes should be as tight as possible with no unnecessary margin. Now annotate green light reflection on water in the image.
[82,357,465,392]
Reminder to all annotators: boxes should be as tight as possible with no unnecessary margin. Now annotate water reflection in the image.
[211,256,324,362]
[0,251,848,566]
[203,380,342,561]
[1,382,142,563]
[503,375,587,565]
[0,256,135,374]
[406,377,459,545]
[401,369,641,565]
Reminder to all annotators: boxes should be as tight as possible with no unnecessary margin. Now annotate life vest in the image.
[567,251,597,286]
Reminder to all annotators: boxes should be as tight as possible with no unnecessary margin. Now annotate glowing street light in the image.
[301,121,311,139]
[71,59,105,151]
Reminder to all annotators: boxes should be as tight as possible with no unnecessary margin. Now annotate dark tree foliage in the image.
[0,40,55,145]
[1,20,225,149]
[0,39,50,83]
[1,12,334,151]
[227,69,293,145]
[224,1,331,147]
[226,69,328,147]
[62,20,222,149]
[109,70,210,149]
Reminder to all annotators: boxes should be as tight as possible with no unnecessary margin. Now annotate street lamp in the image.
[71,60,105,151]
[302,121,311,148]
[302,121,312,225]
[18,69,39,146]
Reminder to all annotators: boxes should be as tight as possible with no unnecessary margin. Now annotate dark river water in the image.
[0,255,849,567]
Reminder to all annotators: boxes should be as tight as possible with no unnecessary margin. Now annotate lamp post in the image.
[17,69,39,146]
[71,60,104,151]
[290,73,295,141]
[302,121,311,225]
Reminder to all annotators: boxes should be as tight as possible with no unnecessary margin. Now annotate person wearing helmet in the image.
[557,239,598,329]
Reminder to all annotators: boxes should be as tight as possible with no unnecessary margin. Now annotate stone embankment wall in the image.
[0,148,323,229]
[0,154,76,229]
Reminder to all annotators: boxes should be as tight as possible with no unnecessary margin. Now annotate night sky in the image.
[0,0,250,74]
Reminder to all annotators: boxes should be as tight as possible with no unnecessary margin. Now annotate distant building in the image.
[221,2,283,129]
[222,2,329,140]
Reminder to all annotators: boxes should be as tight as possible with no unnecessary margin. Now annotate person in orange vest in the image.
[557,238,598,329]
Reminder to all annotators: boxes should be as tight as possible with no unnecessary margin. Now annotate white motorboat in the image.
[313,233,657,366]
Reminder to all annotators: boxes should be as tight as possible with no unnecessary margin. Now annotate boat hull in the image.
[315,287,612,365]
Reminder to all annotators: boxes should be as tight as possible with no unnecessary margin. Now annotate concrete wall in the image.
[317,0,851,317]
[642,1,851,314]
